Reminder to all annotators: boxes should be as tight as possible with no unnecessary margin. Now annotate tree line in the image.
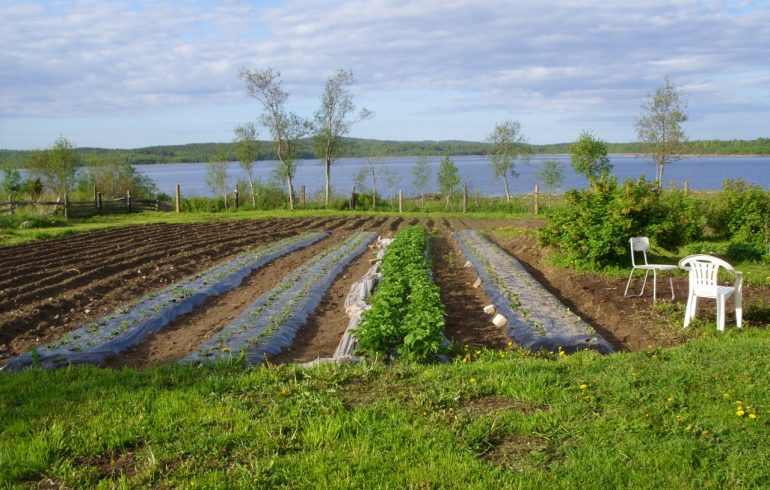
[3,137,768,170]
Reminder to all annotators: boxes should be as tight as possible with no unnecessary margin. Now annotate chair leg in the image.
[652,270,657,301]
[736,290,743,328]
[639,270,649,297]
[684,294,693,327]
[717,295,726,331]
[668,274,675,301]
[624,268,636,297]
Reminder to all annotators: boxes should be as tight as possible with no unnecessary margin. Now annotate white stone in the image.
[483,304,496,315]
[492,314,508,327]
[473,277,482,288]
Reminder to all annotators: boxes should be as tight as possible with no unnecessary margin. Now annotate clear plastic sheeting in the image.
[455,230,613,355]
[334,236,391,359]
[185,232,377,365]
[2,232,328,371]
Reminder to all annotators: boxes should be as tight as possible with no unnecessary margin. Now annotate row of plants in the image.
[2,232,327,370]
[354,226,447,362]
[455,229,613,354]
[186,231,377,365]
[540,177,770,270]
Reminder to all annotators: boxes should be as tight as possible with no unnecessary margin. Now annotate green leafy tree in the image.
[27,136,79,199]
[437,155,460,210]
[80,156,157,199]
[1,167,22,200]
[206,146,230,210]
[240,67,311,209]
[537,159,563,207]
[635,77,688,186]
[488,120,530,203]
[233,122,260,208]
[411,155,431,210]
[314,69,372,208]
[570,131,612,186]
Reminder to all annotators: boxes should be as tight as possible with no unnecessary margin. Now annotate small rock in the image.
[483,304,496,315]
[464,260,472,268]
[492,314,508,327]
[473,278,482,288]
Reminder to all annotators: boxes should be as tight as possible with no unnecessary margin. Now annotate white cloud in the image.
[0,0,768,146]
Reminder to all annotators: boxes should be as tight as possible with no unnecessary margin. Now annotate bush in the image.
[539,176,703,270]
[706,179,770,257]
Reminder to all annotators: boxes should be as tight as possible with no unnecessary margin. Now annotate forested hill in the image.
[1,137,769,167]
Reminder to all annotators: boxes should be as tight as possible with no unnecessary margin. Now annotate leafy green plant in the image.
[539,176,703,270]
[356,226,446,362]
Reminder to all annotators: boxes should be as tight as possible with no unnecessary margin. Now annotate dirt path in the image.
[431,232,508,349]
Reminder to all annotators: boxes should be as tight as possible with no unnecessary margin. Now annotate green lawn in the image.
[1,329,769,488]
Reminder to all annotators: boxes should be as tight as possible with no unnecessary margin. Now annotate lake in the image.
[136,155,770,198]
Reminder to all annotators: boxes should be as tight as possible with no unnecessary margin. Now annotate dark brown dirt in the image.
[431,232,508,349]
[105,232,352,368]
[269,238,378,364]
[4,214,766,368]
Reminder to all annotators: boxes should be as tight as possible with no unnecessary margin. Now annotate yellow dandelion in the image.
[701,430,709,436]
[470,377,477,384]
[723,393,730,399]
[735,400,743,405]
[579,384,588,390]
[736,408,746,417]
[667,396,674,402]
[749,413,757,420]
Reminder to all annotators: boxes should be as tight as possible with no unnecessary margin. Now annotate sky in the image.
[0,0,769,150]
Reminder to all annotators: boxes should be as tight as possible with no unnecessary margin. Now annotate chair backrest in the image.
[678,254,736,295]
[629,237,650,267]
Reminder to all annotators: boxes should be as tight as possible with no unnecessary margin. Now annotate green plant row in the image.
[355,226,447,362]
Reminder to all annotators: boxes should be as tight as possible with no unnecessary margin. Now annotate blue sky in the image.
[1,0,768,150]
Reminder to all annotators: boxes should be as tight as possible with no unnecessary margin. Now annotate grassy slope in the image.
[1,330,769,488]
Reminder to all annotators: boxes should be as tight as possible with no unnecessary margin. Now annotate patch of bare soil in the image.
[105,232,351,368]
[269,239,378,364]
[431,233,509,349]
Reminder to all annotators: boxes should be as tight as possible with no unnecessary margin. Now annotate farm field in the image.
[1,213,770,487]
[2,214,769,369]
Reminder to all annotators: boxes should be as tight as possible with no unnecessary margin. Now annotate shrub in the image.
[539,176,703,270]
[706,179,770,258]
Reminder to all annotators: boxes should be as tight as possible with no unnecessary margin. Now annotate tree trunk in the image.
[421,192,425,210]
[324,158,331,209]
[503,174,511,203]
[247,173,256,208]
[286,175,295,210]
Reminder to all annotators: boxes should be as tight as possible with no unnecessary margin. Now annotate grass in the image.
[1,329,769,488]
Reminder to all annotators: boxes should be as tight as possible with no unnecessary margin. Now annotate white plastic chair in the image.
[624,237,678,301]
[678,254,743,331]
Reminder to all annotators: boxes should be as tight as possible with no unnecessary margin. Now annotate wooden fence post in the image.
[97,192,102,211]
[175,184,181,213]
[126,190,132,212]
[234,187,239,209]
[63,192,68,220]
[301,185,306,207]
[462,184,468,214]
[8,196,13,215]
[398,190,403,213]
[93,186,98,209]
[684,181,689,195]
[349,185,356,210]
[534,184,539,215]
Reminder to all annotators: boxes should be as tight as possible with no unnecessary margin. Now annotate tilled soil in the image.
[4,214,764,368]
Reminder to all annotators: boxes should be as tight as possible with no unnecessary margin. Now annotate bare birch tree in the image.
[233,122,260,207]
[314,69,372,208]
[239,67,311,209]
[488,120,530,203]
[635,77,688,187]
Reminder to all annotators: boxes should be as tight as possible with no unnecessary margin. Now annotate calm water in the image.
[136,155,770,198]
